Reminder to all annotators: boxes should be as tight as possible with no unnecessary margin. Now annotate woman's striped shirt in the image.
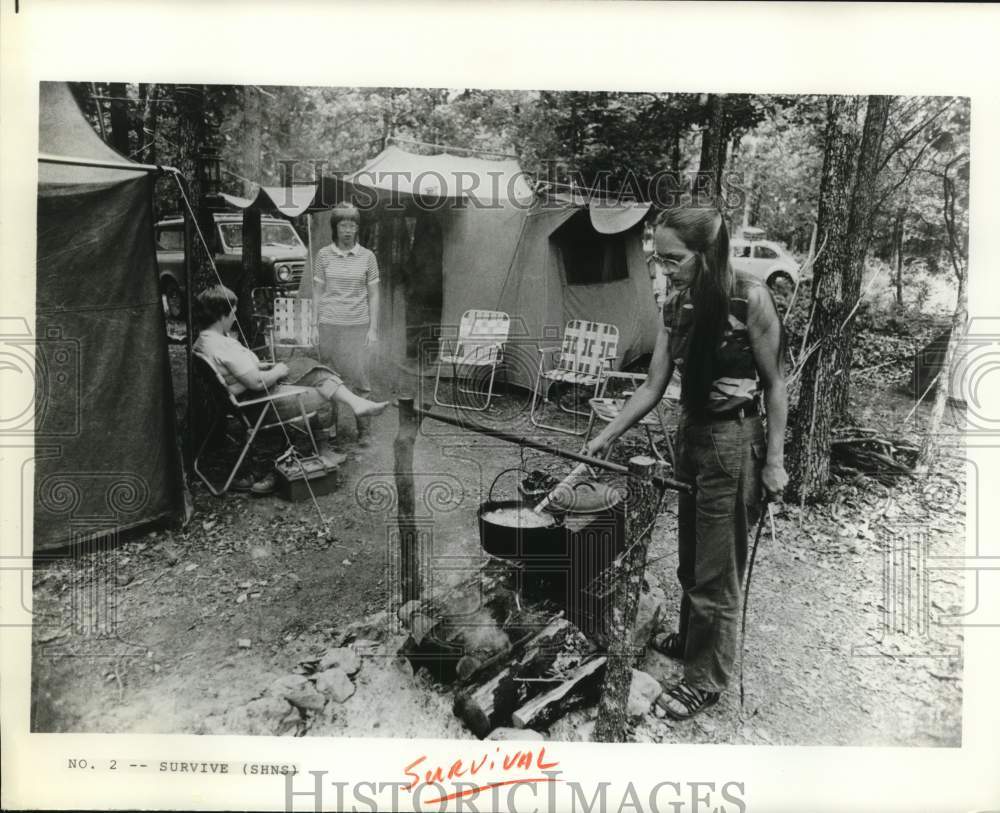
[313,242,380,326]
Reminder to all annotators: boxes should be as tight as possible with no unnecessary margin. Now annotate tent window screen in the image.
[555,213,628,285]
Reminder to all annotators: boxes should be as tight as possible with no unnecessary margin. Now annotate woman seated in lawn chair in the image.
[194,285,388,490]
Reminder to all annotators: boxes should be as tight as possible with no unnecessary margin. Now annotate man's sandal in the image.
[649,631,685,660]
[655,680,720,721]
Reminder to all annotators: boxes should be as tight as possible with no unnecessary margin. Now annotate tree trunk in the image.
[107,82,131,156]
[240,210,261,343]
[831,95,893,418]
[697,94,726,199]
[139,83,158,165]
[787,97,855,503]
[174,84,213,293]
[893,208,905,308]
[788,95,891,502]
[242,85,262,197]
[671,134,682,175]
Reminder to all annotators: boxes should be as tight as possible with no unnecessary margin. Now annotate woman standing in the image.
[585,207,789,721]
[313,202,381,447]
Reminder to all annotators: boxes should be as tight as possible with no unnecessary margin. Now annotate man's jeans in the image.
[674,413,766,692]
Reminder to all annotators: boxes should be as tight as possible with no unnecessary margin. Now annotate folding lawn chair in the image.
[530,320,619,435]
[582,369,682,469]
[192,350,320,496]
[433,309,511,411]
[254,295,318,362]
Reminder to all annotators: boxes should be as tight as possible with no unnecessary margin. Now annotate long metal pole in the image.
[405,400,691,494]
[38,153,178,175]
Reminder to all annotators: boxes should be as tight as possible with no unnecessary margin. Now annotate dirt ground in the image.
[30,346,966,747]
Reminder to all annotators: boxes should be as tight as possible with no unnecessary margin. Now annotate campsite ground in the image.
[30,330,967,748]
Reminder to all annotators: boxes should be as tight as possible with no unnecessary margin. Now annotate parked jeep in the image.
[155,213,308,318]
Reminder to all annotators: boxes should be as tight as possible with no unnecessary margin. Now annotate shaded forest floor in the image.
[30,333,967,747]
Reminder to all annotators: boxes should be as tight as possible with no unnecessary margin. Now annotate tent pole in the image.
[38,152,179,175]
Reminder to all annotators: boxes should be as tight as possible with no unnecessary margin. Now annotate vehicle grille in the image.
[288,261,305,286]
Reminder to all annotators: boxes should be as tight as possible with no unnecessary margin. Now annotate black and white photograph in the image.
[3,4,1000,813]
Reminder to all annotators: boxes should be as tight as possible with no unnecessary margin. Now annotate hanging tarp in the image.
[35,82,188,551]
[221,184,319,218]
[588,200,651,234]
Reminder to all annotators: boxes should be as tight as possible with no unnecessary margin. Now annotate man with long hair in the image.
[585,206,789,720]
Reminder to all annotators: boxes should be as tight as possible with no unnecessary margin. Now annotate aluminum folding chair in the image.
[254,295,318,362]
[192,351,320,496]
[433,309,511,411]
[581,369,681,468]
[530,320,619,435]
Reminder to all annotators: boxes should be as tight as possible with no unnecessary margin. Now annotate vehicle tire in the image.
[161,278,185,320]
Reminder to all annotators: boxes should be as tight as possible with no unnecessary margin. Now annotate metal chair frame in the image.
[530,320,619,436]
[582,369,679,468]
[192,351,320,496]
[253,292,318,362]
[433,309,511,412]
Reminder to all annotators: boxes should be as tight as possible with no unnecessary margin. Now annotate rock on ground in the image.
[315,668,355,703]
[486,727,546,741]
[627,669,663,717]
[225,696,300,736]
[267,674,327,712]
[318,647,360,675]
[633,584,666,649]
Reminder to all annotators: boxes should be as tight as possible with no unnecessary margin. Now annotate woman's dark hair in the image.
[329,202,361,236]
[655,207,732,417]
[194,285,238,331]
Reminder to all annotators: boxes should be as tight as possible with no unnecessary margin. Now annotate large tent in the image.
[35,82,188,551]
[292,146,660,390]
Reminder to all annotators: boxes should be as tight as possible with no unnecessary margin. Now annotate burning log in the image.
[453,617,581,738]
[511,656,607,730]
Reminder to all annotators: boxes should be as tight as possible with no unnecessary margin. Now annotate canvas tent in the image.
[294,146,660,390]
[35,82,188,551]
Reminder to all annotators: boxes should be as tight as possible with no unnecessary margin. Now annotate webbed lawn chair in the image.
[433,309,511,411]
[582,368,681,468]
[530,320,619,435]
[254,295,318,362]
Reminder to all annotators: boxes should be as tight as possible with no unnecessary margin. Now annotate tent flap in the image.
[588,201,651,234]
[35,82,188,550]
[222,185,318,217]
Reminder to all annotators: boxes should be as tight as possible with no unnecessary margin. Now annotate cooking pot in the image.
[479,467,567,560]
[478,468,624,562]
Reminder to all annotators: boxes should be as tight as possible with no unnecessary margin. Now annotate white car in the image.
[730,238,800,295]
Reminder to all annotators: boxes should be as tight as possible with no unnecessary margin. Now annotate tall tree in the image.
[697,93,727,198]
[174,84,215,293]
[830,94,892,415]
[107,82,131,156]
[787,95,892,502]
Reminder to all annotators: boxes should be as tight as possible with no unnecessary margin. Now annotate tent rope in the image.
[171,174,328,526]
